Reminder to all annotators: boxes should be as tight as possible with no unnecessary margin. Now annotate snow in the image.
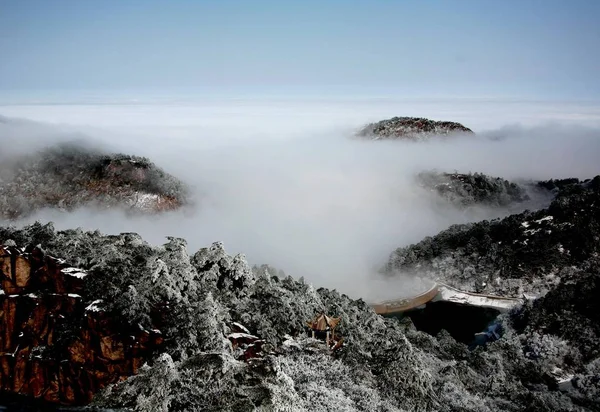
[558,244,565,253]
[437,284,523,311]
[0,289,4,296]
[232,322,250,334]
[68,293,81,298]
[26,293,37,298]
[535,216,554,224]
[521,221,530,228]
[61,267,88,279]
[133,192,161,209]
[227,333,259,340]
[85,299,103,312]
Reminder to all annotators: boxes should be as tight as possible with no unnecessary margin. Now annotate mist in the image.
[1,98,600,301]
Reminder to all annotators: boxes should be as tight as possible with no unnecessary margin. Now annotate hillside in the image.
[0,142,188,220]
[1,221,598,411]
[385,176,600,297]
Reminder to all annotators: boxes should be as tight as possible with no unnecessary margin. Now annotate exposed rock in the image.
[0,244,163,405]
[0,142,189,220]
[358,117,473,141]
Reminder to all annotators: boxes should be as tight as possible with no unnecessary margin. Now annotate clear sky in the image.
[1,0,599,99]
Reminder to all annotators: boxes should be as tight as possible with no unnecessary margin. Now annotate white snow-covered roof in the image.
[227,333,259,341]
[61,267,88,279]
[232,322,250,334]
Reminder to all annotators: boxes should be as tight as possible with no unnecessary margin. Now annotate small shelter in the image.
[305,313,342,348]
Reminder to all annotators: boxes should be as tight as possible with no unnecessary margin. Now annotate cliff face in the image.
[0,244,163,405]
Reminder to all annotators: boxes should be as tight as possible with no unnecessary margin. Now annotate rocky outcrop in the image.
[0,244,163,405]
[358,117,473,140]
[0,142,188,220]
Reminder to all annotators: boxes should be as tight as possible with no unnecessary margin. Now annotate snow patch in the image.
[437,284,523,311]
[232,322,250,334]
[535,216,554,224]
[85,299,103,312]
[61,267,88,279]
[227,333,259,340]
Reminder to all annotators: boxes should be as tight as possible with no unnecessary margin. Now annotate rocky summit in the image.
[358,117,474,140]
[0,142,189,220]
[1,213,599,411]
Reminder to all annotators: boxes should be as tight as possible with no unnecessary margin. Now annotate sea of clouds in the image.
[1,97,600,300]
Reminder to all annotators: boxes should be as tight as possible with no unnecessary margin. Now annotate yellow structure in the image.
[306,313,341,347]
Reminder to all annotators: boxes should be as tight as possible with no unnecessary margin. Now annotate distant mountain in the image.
[0,142,189,219]
[358,116,473,140]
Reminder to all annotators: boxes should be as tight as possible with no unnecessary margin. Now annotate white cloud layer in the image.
[1,98,599,300]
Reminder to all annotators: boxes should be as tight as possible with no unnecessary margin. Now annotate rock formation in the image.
[358,116,473,140]
[0,142,189,220]
[0,243,163,405]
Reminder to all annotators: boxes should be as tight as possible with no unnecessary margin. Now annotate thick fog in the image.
[1,98,600,301]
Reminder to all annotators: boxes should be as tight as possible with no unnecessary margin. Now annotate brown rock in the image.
[0,244,163,405]
[14,256,31,288]
[99,336,125,361]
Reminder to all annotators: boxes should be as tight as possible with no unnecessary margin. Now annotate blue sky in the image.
[1,0,599,98]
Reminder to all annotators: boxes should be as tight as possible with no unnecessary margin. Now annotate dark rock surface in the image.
[0,142,188,220]
[1,219,598,411]
[0,242,163,405]
[358,117,473,140]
